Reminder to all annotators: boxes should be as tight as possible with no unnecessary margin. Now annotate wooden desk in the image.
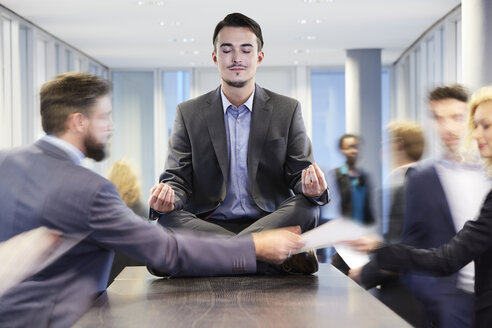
[74,264,410,327]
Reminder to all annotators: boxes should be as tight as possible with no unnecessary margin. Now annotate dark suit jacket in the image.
[376,189,492,328]
[401,164,461,301]
[158,84,327,217]
[0,139,257,327]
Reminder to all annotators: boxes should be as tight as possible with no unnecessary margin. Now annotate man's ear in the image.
[67,113,87,134]
[257,51,264,64]
[212,50,218,65]
[394,137,405,151]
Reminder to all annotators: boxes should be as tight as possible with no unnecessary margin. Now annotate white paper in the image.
[333,244,370,269]
[297,218,376,253]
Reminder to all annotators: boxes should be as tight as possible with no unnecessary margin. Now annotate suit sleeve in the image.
[375,190,492,276]
[284,102,328,205]
[89,182,257,276]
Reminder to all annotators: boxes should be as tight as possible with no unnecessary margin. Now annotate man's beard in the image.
[84,133,106,162]
[224,79,247,88]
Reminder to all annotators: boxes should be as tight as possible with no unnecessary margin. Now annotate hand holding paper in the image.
[297,218,379,269]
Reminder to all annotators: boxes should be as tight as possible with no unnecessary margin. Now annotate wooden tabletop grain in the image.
[74,264,411,328]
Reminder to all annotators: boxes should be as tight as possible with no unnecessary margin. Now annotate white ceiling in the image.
[1,0,460,69]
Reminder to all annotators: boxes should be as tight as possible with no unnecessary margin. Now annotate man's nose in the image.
[233,54,242,64]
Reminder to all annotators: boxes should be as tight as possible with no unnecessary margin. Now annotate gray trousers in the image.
[157,194,319,236]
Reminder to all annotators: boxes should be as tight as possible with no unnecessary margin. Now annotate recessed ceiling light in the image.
[193,51,200,55]
[303,0,333,3]
[160,21,181,27]
[182,38,195,43]
[137,1,165,6]
[297,36,317,41]
[297,18,324,25]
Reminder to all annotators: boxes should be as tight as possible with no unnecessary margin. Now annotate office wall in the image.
[0,6,109,173]
[391,6,462,159]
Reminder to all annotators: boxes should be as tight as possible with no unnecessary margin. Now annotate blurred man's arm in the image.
[0,227,61,297]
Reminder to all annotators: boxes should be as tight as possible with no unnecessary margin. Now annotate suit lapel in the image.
[204,87,229,181]
[248,85,273,181]
[429,166,457,233]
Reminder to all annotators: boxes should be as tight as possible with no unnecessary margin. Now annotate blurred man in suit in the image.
[401,85,491,327]
[150,13,328,274]
[0,72,304,327]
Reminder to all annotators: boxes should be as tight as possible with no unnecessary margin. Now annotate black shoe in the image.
[281,250,319,275]
[146,265,171,278]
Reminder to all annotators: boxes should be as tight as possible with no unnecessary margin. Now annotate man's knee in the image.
[283,195,320,230]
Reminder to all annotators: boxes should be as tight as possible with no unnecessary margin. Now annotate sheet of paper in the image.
[297,218,376,253]
[333,244,370,269]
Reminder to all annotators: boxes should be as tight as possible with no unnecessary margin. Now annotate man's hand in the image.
[0,227,62,297]
[341,235,383,254]
[148,183,175,213]
[302,163,327,198]
[348,266,363,284]
[251,226,304,264]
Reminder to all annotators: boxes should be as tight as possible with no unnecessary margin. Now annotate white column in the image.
[345,49,382,213]
[462,0,492,91]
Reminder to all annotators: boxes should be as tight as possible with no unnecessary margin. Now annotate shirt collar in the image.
[220,87,255,114]
[42,135,86,165]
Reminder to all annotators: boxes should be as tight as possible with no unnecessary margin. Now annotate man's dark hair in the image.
[212,13,264,51]
[40,72,111,135]
[338,134,359,149]
[428,85,469,103]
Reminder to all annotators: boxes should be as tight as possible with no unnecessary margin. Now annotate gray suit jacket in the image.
[0,139,256,327]
[159,85,326,217]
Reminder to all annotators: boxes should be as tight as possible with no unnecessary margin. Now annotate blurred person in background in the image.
[107,159,147,217]
[396,85,491,328]
[324,134,375,273]
[371,85,492,328]
[106,159,148,283]
[348,121,425,327]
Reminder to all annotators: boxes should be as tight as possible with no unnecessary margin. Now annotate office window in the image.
[112,71,155,195]
[1,16,13,148]
[19,25,34,145]
[162,71,190,137]
[456,19,462,83]
[310,70,346,174]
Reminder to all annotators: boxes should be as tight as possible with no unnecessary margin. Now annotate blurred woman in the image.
[107,159,147,217]
[106,159,148,283]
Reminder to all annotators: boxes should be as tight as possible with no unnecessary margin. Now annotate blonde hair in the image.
[107,159,142,206]
[386,121,425,161]
[467,85,492,171]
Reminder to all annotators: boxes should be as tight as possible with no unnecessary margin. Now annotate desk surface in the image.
[74,264,410,328]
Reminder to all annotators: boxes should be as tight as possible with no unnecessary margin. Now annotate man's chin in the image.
[224,79,247,88]
[86,145,107,162]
